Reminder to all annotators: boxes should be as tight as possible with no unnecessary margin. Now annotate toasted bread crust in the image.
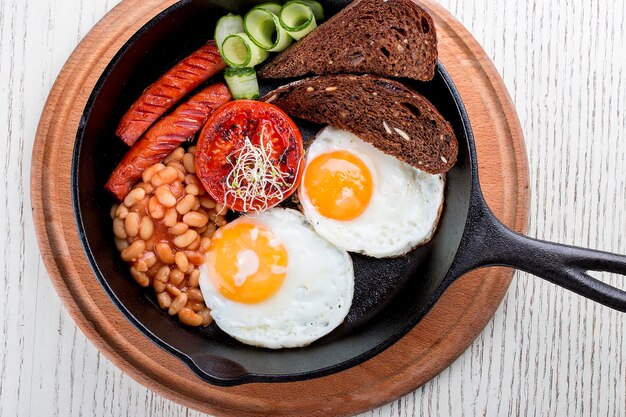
[262,74,458,174]
[258,0,437,81]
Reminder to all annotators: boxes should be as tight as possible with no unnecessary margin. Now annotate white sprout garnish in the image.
[223,123,301,213]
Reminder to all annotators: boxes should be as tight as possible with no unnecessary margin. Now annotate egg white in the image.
[199,208,354,349]
[299,126,445,258]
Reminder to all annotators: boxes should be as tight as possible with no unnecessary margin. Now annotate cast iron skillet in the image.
[72,0,626,386]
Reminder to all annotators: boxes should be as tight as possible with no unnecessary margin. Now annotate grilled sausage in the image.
[106,83,232,200]
[115,41,226,146]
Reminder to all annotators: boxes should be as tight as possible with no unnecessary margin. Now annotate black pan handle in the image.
[449,192,626,312]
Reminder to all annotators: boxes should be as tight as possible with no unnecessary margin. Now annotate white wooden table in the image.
[2,0,625,415]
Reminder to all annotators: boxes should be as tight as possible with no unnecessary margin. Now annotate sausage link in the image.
[105,83,232,200]
[115,41,226,146]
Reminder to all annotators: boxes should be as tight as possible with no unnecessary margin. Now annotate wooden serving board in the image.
[31,0,529,416]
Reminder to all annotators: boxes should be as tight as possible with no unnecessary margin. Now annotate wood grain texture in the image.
[1,1,624,417]
[28,0,529,414]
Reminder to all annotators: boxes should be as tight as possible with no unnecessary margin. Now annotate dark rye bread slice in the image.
[258,0,437,81]
[263,74,457,174]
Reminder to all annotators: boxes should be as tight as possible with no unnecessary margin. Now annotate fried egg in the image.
[199,208,354,349]
[299,126,445,258]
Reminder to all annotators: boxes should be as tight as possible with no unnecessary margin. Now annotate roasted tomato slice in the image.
[195,100,304,212]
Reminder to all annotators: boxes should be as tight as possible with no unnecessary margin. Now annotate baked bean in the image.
[151,166,178,187]
[186,301,205,312]
[115,237,129,251]
[144,251,157,268]
[163,147,184,164]
[121,240,145,261]
[155,185,177,207]
[203,223,217,238]
[198,308,213,326]
[124,187,145,207]
[187,236,201,251]
[115,204,129,219]
[188,145,197,155]
[174,251,189,272]
[136,258,149,272]
[215,203,227,215]
[182,153,196,174]
[178,308,202,326]
[157,292,172,309]
[168,293,188,315]
[185,184,201,196]
[166,283,182,297]
[169,222,189,236]
[142,163,165,183]
[148,196,165,219]
[167,161,186,182]
[169,268,185,286]
[124,212,140,237]
[169,181,186,199]
[111,145,232,328]
[155,266,170,283]
[187,287,204,302]
[183,211,208,227]
[200,237,211,252]
[185,250,205,265]
[163,208,177,227]
[184,174,200,186]
[113,218,127,239]
[139,216,154,240]
[167,160,186,173]
[173,230,198,248]
[199,196,216,209]
[130,266,150,287]
[176,194,195,215]
[153,279,167,293]
[188,269,200,288]
[155,242,175,264]
[209,211,227,227]
[135,182,154,195]
[147,263,162,278]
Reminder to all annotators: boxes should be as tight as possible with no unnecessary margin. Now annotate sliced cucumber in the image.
[280,2,317,41]
[215,13,245,56]
[222,33,270,67]
[224,67,260,100]
[287,0,324,21]
[244,8,293,52]
[255,2,283,15]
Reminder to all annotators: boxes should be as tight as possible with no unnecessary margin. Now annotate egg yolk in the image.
[303,150,373,221]
[207,222,288,304]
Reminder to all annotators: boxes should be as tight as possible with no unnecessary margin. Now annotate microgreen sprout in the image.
[224,123,300,212]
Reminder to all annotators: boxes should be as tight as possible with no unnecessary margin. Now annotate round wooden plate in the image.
[31,0,529,415]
